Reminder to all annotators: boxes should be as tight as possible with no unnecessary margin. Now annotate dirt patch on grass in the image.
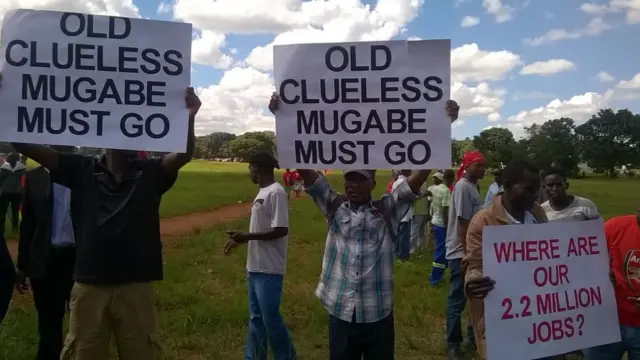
[5,194,307,259]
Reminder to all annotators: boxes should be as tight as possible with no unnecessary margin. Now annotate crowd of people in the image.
[0,83,638,360]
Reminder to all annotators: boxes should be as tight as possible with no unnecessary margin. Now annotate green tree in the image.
[228,131,276,162]
[525,118,580,174]
[576,109,640,176]
[202,132,236,158]
[472,127,515,168]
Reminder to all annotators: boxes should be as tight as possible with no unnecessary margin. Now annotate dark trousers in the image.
[329,312,394,360]
[0,193,21,233]
[31,247,75,360]
[0,238,14,323]
[446,258,476,348]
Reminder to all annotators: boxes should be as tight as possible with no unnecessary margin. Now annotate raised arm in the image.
[160,87,201,177]
[11,144,60,170]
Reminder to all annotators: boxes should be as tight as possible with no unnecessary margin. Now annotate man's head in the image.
[443,169,455,187]
[6,152,19,166]
[248,151,279,184]
[542,168,569,201]
[502,159,541,211]
[398,169,411,177]
[432,172,444,185]
[285,168,290,172]
[493,169,503,186]
[343,170,376,204]
[458,151,486,182]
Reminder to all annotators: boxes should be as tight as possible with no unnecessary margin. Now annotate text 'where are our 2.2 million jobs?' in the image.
[0,9,192,152]
[273,39,452,170]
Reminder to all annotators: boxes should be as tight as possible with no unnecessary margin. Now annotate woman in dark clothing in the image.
[0,230,15,323]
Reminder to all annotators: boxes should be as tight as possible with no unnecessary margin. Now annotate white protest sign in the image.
[273,40,451,170]
[0,9,192,152]
[483,219,620,360]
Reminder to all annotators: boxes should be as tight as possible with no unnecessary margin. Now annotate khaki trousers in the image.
[61,282,160,360]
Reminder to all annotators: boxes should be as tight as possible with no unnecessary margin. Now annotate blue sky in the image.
[5,0,639,138]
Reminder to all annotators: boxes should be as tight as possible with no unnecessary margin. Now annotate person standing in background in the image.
[0,152,27,233]
[445,151,485,360]
[393,170,414,260]
[412,174,432,253]
[540,168,600,222]
[16,145,77,360]
[292,170,303,198]
[225,151,297,360]
[483,169,503,208]
[283,169,294,200]
[429,170,454,286]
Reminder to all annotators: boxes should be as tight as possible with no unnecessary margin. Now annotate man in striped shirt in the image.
[269,93,460,359]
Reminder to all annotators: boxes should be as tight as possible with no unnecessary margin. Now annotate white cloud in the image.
[191,30,234,68]
[579,2,613,15]
[520,59,576,76]
[488,113,502,122]
[505,72,640,135]
[407,36,422,40]
[194,67,276,135]
[451,43,521,83]
[483,0,514,22]
[524,17,611,46]
[460,16,480,27]
[611,0,640,23]
[596,71,616,82]
[452,82,507,120]
[157,1,172,14]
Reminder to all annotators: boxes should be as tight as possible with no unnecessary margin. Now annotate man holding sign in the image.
[1,74,201,359]
[463,159,619,360]
[269,92,459,359]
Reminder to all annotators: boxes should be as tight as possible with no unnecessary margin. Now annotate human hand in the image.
[224,239,240,254]
[465,276,495,299]
[15,270,28,294]
[268,92,280,114]
[185,87,201,117]
[446,100,460,123]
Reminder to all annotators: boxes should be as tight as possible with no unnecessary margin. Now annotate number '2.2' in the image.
[502,296,533,320]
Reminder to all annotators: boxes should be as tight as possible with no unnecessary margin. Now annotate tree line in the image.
[453,108,640,177]
[0,108,637,175]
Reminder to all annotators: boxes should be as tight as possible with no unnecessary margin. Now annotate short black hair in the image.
[541,167,567,182]
[443,169,455,178]
[502,159,540,186]
[248,151,279,171]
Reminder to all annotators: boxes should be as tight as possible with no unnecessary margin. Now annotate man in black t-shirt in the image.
[7,81,201,359]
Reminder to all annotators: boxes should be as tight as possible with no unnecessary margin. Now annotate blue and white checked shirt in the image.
[306,174,418,323]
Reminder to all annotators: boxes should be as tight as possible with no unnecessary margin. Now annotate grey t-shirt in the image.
[446,178,481,260]
[247,182,290,275]
[541,196,600,222]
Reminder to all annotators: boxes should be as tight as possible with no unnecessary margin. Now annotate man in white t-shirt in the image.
[392,169,413,260]
[540,168,600,222]
[225,151,297,360]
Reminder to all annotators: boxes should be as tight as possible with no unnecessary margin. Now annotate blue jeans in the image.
[395,222,411,261]
[245,272,297,360]
[446,258,476,348]
[584,325,640,360]
[429,225,447,286]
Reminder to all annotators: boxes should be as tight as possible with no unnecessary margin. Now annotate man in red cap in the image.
[445,150,486,359]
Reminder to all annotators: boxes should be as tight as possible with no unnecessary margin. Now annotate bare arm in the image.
[160,88,201,175]
[458,218,471,253]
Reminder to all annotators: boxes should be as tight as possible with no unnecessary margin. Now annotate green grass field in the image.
[0,162,637,359]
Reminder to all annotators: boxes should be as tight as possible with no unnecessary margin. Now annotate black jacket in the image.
[17,167,56,279]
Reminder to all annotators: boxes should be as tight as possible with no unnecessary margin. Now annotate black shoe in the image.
[447,346,464,360]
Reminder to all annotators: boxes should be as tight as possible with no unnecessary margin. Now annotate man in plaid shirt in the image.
[269,93,460,359]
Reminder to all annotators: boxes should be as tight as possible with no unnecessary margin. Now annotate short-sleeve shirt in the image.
[430,183,451,227]
[605,215,640,327]
[392,175,413,221]
[541,196,600,222]
[247,182,289,275]
[49,153,177,284]
[445,178,481,260]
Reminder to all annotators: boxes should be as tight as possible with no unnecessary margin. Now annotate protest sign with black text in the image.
[273,39,451,169]
[482,220,620,360]
[0,9,192,152]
